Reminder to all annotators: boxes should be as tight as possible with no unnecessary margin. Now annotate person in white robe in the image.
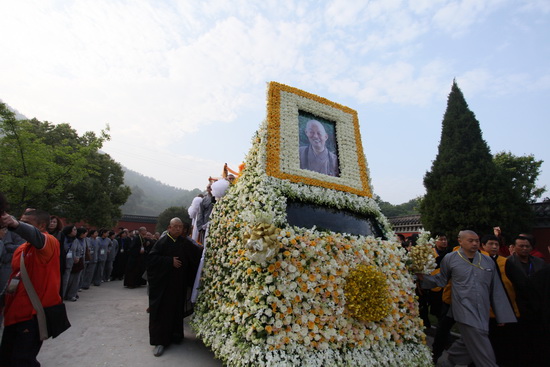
[187,195,203,242]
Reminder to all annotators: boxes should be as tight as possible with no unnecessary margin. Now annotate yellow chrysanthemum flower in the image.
[344,264,391,322]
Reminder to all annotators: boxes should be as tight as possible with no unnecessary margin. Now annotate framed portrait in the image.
[266,82,372,197]
[298,111,340,177]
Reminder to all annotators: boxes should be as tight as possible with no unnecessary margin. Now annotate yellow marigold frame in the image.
[266,81,372,197]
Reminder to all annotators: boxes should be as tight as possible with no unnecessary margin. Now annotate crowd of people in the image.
[0,203,205,365]
[2,178,549,367]
[0,175,226,364]
[404,229,550,367]
[40,218,161,301]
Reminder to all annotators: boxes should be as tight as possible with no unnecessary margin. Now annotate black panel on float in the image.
[286,199,385,239]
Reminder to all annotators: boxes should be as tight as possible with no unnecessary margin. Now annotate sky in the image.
[1,0,549,204]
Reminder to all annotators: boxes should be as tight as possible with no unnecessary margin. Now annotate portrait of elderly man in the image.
[299,119,339,177]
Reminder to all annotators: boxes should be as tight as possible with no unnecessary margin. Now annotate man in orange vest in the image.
[0,209,62,366]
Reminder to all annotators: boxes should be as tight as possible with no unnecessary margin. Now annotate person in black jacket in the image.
[124,227,150,288]
[505,235,548,366]
[146,218,202,357]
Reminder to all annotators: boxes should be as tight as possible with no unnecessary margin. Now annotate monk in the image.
[146,218,202,357]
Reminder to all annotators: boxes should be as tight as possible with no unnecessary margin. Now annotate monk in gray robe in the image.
[418,230,516,367]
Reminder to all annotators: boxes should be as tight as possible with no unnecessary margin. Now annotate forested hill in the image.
[375,196,421,218]
[121,167,202,216]
[121,166,421,217]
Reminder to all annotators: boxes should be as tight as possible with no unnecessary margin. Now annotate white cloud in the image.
[322,1,430,55]
[0,1,313,144]
[344,60,450,105]
[408,0,445,15]
[519,0,550,14]
[458,69,550,99]
[103,140,224,192]
[1,0,549,202]
[432,0,506,36]
[325,0,370,27]
[456,69,493,96]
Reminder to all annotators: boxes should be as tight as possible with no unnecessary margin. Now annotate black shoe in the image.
[153,345,164,357]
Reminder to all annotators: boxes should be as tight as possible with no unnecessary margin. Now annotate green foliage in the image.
[494,151,545,203]
[156,206,191,233]
[61,152,131,227]
[375,195,421,217]
[419,81,534,243]
[0,102,130,226]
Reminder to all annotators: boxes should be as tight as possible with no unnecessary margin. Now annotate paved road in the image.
[37,280,223,367]
[31,280,451,367]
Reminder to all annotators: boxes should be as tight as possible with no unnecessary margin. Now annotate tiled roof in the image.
[120,214,158,223]
[388,214,423,233]
[388,214,421,226]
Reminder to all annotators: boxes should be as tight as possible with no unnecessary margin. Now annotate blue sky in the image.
[1,0,549,204]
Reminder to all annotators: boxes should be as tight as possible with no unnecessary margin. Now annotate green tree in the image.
[375,195,421,217]
[1,104,90,212]
[0,102,130,225]
[156,206,191,233]
[61,151,131,227]
[420,81,514,243]
[494,152,545,203]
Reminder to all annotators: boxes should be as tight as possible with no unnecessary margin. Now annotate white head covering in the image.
[188,196,203,218]
[211,179,230,199]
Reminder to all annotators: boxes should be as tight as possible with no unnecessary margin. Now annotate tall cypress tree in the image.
[420,80,503,242]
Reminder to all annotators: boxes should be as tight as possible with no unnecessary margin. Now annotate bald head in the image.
[168,217,184,238]
[458,230,478,239]
[305,119,326,133]
[304,119,329,154]
[170,217,183,226]
[458,230,480,257]
[20,209,50,231]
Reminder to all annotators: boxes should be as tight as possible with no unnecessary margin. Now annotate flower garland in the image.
[407,230,437,274]
[266,82,372,197]
[244,222,280,264]
[191,84,432,366]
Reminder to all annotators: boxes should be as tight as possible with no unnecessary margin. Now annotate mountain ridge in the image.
[121,166,202,216]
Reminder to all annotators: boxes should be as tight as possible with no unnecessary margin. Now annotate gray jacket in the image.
[421,249,517,331]
[87,237,99,263]
[64,237,83,269]
[107,239,119,262]
[0,231,25,265]
[197,194,215,230]
[97,237,111,262]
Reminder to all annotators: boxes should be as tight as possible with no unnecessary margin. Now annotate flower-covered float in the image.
[192,82,432,366]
